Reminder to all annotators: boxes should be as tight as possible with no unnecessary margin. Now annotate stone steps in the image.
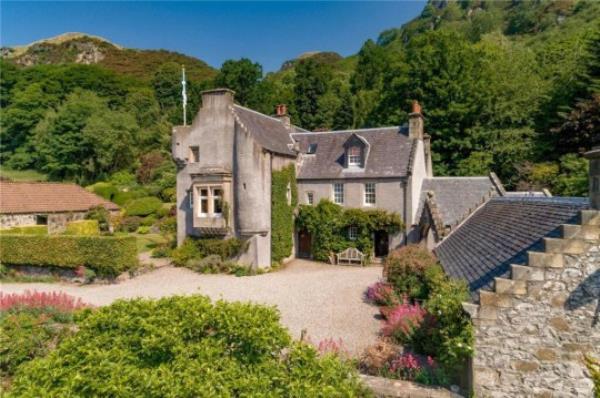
[543,237,592,254]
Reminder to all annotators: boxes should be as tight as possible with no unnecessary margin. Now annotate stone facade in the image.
[465,210,600,397]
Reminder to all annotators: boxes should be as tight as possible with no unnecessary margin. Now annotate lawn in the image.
[135,233,168,253]
[0,168,48,182]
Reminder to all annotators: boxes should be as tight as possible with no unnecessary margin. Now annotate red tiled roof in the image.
[0,182,119,214]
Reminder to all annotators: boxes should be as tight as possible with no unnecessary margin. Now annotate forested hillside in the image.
[1,0,598,195]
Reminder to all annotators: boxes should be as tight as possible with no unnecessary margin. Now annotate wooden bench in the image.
[336,247,365,266]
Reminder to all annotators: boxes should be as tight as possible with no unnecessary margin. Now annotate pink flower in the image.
[381,301,426,342]
[365,282,399,306]
[0,290,89,312]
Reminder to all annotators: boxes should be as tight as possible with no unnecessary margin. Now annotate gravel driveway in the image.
[0,259,383,356]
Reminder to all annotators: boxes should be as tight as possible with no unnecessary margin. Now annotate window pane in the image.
[213,188,223,214]
[348,226,358,240]
[334,183,344,204]
[307,192,314,205]
[200,198,209,214]
[365,183,376,204]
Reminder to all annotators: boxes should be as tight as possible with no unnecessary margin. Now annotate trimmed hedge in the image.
[64,220,99,236]
[125,197,163,216]
[0,235,138,277]
[3,225,47,235]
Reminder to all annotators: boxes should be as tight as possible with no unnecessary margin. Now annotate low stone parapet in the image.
[360,374,463,398]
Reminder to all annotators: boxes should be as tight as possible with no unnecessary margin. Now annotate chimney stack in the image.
[408,100,424,140]
[201,88,235,109]
[585,145,600,209]
[275,104,291,129]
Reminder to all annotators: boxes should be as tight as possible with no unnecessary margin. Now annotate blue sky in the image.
[1,1,425,72]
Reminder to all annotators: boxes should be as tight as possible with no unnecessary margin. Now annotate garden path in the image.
[0,259,382,356]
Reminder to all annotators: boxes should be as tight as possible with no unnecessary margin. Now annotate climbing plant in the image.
[296,200,403,262]
[271,164,297,263]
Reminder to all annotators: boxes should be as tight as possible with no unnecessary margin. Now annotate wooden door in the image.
[298,230,312,258]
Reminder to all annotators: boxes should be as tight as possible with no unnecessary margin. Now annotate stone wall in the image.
[0,213,37,229]
[465,210,600,397]
[0,212,88,233]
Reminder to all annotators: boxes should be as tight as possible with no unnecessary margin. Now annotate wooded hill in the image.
[1,0,598,195]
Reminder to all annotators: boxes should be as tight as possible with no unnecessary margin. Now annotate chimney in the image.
[274,104,291,129]
[584,145,600,209]
[201,88,235,109]
[409,100,424,140]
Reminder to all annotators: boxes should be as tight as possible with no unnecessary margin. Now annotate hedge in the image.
[125,197,163,217]
[64,220,99,236]
[2,225,47,235]
[0,234,138,277]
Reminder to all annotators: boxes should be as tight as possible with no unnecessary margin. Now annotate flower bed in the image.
[362,245,473,389]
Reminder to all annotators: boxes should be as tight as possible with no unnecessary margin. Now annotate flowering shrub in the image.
[383,353,448,386]
[383,246,441,300]
[316,337,349,358]
[365,281,400,306]
[381,301,427,344]
[360,339,401,375]
[0,291,88,312]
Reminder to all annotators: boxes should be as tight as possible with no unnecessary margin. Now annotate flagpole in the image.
[182,65,187,126]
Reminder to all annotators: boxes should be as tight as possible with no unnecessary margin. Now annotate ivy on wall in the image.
[271,164,298,263]
[296,200,403,262]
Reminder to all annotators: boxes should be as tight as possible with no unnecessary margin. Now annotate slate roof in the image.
[418,177,501,227]
[291,126,413,179]
[435,196,589,296]
[0,182,119,214]
[232,105,296,156]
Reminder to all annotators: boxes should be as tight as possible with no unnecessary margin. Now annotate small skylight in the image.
[307,143,318,154]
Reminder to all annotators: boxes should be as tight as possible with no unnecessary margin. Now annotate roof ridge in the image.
[0,181,79,186]
[291,126,401,135]
[233,104,286,124]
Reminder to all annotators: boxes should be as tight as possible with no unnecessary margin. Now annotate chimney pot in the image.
[412,100,422,115]
[276,104,287,116]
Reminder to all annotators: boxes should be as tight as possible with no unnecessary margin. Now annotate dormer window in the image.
[307,143,318,154]
[348,146,361,167]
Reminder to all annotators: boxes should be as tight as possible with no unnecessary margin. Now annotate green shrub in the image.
[140,214,157,227]
[7,296,366,397]
[197,238,243,259]
[112,191,135,206]
[64,220,100,236]
[87,182,117,201]
[125,197,163,217]
[585,355,600,397]
[85,205,111,232]
[414,277,473,373]
[2,225,47,235]
[384,246,440,301]
[1,309,75,379]
[136,226,150,235]
[170,239,201,266]
[118,216,142,232]
[0,235,138,277]
[158,216,176,234]
[155,205,170,218]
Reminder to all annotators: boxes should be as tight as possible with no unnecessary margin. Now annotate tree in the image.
[214,58,263,107]
[293,58,331,130]
[350,39,388,93]
[332,87,354,130]
[33,90,139,183]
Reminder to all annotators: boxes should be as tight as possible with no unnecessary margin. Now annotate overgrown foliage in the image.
[271,164,297,263]
[0,234,138,277]
[383,245,440,300]
[6,295,367,397]
[296,200,403,261]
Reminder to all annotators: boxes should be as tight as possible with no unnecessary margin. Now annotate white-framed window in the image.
[348,146,361,167]
[189,146,199,163]
[364,183,376,205]
[199,188,209,217]
[212,187,223,216]
[306,192,314,205]
[348,226,359,240]
[333,183,344,204]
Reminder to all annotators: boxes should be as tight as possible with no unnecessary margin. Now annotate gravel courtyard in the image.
[0,260,382,355]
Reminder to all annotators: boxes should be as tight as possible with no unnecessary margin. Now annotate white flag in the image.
[181,66,187,108]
